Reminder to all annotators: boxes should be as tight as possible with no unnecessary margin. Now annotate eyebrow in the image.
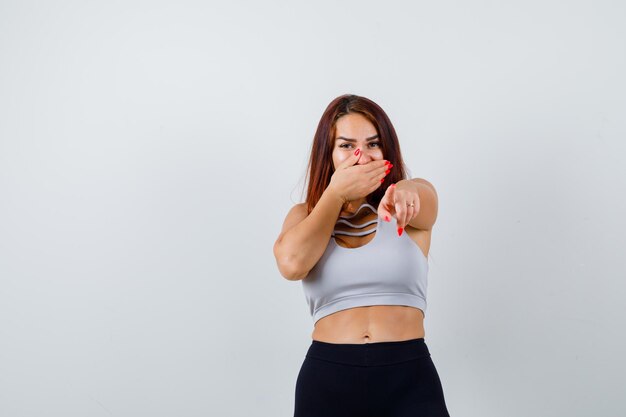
[335,134,379,142]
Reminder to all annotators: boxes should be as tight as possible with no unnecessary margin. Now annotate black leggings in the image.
[294,338,450,417]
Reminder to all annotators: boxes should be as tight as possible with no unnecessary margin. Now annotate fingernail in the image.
[380,178,385,183]
[385,169,390,175]
[354,148,360,156]
[385,215,390,222]
[397,227,403,236]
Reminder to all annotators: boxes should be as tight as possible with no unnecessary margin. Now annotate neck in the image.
[342,198,368,215]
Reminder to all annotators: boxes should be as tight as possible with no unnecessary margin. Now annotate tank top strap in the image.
[338,202,378,219]
[332,202,381,238]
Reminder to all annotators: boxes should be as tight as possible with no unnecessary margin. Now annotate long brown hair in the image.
[304,94,408,215]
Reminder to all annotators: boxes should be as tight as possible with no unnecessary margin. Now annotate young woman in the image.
[274,94,451,417]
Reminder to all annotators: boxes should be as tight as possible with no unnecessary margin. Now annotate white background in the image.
[1,1,625,416]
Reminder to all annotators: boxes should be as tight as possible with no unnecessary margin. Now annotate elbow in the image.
[281,264,309,281]
[274,241,308,281]
[276,257,309,281]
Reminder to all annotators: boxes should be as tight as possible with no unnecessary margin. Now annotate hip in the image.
[294,337,450,416]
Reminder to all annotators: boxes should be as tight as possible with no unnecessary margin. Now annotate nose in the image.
[357,151,376,164]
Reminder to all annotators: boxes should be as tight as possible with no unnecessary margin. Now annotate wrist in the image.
[324,185,346,206]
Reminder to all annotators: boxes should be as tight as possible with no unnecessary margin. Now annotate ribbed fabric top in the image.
[302,203,428,325]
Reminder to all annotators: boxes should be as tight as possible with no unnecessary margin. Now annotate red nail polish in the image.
[385,215,390,222]
[397,227,403,236]
[380,178,385,183]
[354,148,360,156]
[385,169,390,175]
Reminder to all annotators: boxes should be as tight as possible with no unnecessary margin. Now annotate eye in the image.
[339,142,381,148]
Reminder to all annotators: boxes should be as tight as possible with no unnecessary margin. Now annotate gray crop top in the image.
[302,203,428,324]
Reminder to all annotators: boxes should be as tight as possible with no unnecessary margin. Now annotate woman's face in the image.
[332,112,384,170]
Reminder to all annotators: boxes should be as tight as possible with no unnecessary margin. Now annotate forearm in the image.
[278,188,344,280]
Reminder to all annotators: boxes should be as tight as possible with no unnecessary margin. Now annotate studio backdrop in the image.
[1,1,624,416]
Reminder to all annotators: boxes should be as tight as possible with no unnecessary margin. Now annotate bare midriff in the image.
[312,206,429,344]
[311,305,425,343]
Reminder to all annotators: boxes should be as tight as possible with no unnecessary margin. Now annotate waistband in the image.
[305,337,430,366]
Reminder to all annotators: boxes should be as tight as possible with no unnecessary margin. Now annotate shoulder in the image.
[412,178,438,196]
[277,203,308,237]
[290,202,308,218]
